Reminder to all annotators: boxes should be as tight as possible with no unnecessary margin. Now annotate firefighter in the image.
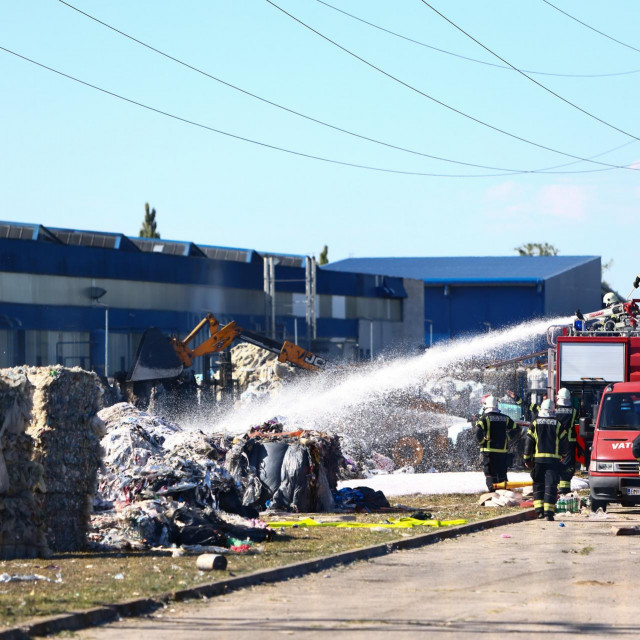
[506,389,524,416]
[528,393,547,423]
[475,395,520,492]
[523,399,568,521]
[556,388,578,494]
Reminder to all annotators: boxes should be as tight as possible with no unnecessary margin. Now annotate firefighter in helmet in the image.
[556,388,578,494]
[523,399,568,521]
[475,395,520,492]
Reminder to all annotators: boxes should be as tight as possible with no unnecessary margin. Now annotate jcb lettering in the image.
[304,354,326,367]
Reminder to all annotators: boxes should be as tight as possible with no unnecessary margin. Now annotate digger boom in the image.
[127,313,326,382]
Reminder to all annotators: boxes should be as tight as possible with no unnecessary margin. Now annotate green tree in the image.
[140,203,160,238]
[318,245,329,265]
[515,242,559,256]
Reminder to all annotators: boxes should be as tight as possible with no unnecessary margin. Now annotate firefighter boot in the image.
[536,510,545,519]
[545,512,555,522]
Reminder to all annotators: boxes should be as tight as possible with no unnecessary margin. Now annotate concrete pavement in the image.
[74,507,640,639]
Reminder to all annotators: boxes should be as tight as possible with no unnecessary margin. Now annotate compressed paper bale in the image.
[26,366,104,552]
[0,369,50,559]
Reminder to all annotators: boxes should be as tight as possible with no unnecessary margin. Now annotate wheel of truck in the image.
[590,498,607,512]
[391,436,424,468]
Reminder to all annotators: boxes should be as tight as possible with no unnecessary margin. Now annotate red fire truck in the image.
[549,301,640,510]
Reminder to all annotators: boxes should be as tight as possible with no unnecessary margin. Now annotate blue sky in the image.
[1,1,639,296]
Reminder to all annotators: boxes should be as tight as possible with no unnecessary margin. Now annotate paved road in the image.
[76,508,640,639]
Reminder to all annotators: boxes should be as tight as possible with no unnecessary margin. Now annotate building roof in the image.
[326,256,600,284]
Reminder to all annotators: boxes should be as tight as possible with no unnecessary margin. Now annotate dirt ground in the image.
[70,505,640,640]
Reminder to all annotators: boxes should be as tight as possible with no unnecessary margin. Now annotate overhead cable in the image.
[266,0,636,171]
[54,0,524,174]
[317,0,640,78]
[0,44,561,179]
[57,0,629,176]
[420,1,640,144]
[541,0,640,55]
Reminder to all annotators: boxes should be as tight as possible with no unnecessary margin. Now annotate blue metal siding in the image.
[0,302,359,341]
[425,284,542,343]
[0,239,398,300]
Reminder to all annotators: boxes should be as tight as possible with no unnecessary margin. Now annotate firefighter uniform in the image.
[524,417,568,519]
[475,410,519,491]
[556,406,578,494]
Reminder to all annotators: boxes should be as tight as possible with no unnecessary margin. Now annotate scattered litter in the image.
[267,516,466,529]
[113,573,124,580]
[0,572,62,583]
[588,509,610,520]
[558,523,566,528]
[196,554,227,571]
[500,533,512,538]
[611,526,640,536]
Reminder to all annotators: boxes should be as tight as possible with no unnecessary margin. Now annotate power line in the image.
[57,0,632,177]
[266,0,636,172]
[317,0,640,79]
[54,0,523,174]
[420,1,640,145]
[541,0,640,55]
[0,44,557,179]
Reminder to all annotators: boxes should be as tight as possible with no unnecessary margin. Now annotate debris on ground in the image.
[27,367,105,552]
[91,403,269,550]
[266,515,467,529]
[477,489,523,508]
[611,526,640,536]
[0,370,50,560]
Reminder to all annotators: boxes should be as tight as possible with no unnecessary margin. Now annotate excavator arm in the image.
[127,313,326,382]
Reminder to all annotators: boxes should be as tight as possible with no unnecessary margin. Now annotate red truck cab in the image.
[585,381,640,511]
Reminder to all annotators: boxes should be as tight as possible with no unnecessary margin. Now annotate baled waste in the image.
[27,366,105,552]
[226,420,344,513]
[0,370,49,559]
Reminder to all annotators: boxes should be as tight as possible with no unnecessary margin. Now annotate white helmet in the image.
[538,398,556,418]
[483,395,499,413]
[556,388,571,407]
[603,292,618,307]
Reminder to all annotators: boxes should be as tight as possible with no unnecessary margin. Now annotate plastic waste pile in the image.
[226,420,344,512]
[27,366,106,552]
[92,403,268,550]
[0,370,50,559]
[231,343,298,400]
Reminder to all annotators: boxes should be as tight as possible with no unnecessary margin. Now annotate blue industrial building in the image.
[0,222,425,375]
[327,256,602,345]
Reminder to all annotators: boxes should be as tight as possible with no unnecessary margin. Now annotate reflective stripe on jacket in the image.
[475,411,518,453]
[556,406,578,443]
[523,417,568,462]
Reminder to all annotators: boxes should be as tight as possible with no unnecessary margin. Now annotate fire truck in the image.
[546,285,640,510]
[488,276,640,511]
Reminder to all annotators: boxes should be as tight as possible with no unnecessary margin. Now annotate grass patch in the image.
[0,493,522,628]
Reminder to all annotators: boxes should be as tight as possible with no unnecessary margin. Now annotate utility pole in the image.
[263,256,276,339]
[305,256,317,347]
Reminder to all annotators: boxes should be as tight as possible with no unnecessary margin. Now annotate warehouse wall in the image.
[544,258,601,317]
[425,284,543,343]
